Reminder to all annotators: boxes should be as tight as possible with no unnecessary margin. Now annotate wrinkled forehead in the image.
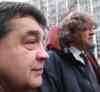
[6,16,47,38]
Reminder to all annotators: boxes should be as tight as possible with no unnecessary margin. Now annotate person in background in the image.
[38,11,100,92]
[47,25,62,51]
[0,1,48,92]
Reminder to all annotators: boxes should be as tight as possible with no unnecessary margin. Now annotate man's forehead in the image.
[7,16,45,33]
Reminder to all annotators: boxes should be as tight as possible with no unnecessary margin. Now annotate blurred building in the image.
[30,0,67,27]
[0,0,30,2]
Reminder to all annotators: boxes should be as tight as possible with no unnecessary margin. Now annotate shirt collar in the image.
[69,46,85,64]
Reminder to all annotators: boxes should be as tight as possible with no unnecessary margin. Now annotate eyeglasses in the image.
[80,25,97,32]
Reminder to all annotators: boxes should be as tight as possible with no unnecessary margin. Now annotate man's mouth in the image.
[31,68,43,75]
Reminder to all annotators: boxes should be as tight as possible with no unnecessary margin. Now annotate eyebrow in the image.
[23,30,47,42]
[24,30,42,38]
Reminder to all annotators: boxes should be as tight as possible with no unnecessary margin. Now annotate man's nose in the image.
[36,47,48,61]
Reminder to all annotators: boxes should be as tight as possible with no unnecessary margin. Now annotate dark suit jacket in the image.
[38,50,100,92]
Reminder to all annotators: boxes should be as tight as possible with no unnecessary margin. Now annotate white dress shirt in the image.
[64,46,85,64]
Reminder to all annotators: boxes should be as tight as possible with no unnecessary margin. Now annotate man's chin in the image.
[28,76,43,89]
